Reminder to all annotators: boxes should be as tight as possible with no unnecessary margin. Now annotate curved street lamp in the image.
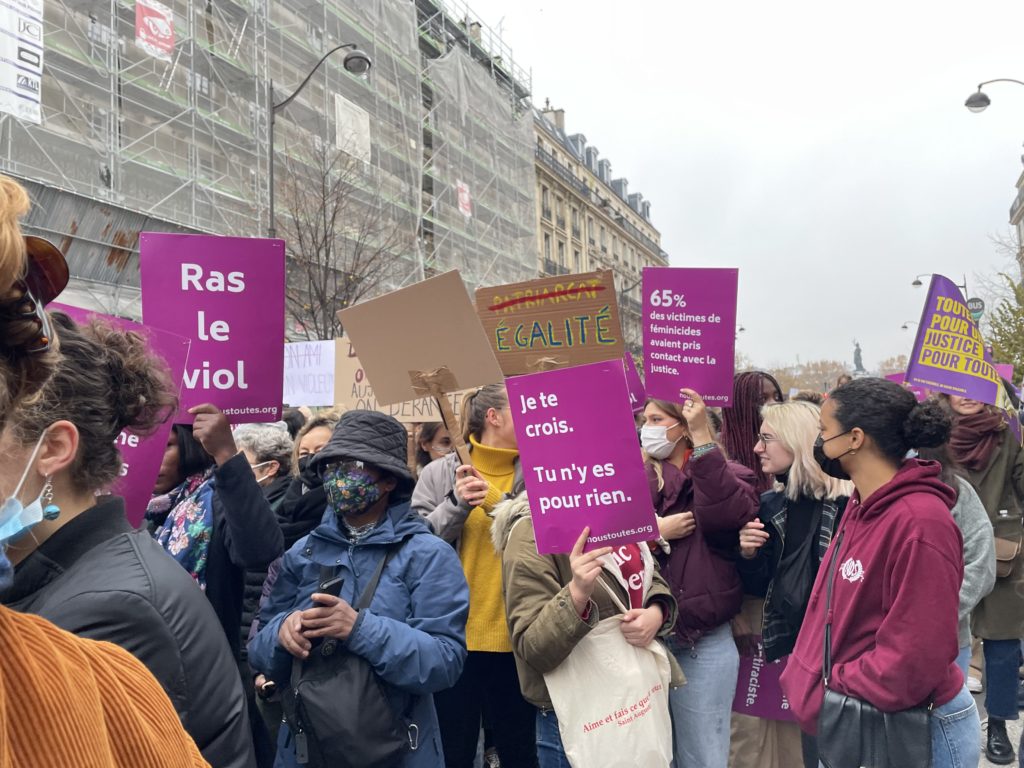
[267,44,373,237]
[901,320,918,331]
[964,78,1024,113]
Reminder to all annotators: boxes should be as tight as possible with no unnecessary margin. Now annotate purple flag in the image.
[51,303,190,526]
[643,267,738,406]
[732,638,796,722]
[140,232,285,423]
[883,372,929,403]
[507,360,659,554]
[906,275,1015,414]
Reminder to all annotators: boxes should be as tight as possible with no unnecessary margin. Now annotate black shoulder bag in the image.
[282,545,418,768]
[817,529,932,768]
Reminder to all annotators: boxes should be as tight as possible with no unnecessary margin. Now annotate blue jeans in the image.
[930,686,980,768]
[536,710,571,768]
[668,622,739,768]
[984,638,1021,720]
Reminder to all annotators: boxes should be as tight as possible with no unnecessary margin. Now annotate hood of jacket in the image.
[491,492,532,554]
[851,459,956,521]
[309,501,431,554]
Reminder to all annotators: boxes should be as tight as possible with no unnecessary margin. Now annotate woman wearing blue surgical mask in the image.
[248,409,469,768]
[642,390,760,768]
[0,311,256,767]
[416,422,454,473]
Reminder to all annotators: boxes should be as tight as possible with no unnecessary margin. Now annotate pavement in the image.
[975,689,1023,768]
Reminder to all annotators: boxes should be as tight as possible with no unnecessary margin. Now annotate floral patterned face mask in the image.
[322,461,383,518]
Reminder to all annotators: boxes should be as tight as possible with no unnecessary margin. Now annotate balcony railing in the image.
[535,147,590,197]
[542,257,570,276]
[572,225,581,240]
[556,215,566,230]
[541,205,552,221]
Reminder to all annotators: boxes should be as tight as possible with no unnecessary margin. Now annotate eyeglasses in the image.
[756,433,778,446]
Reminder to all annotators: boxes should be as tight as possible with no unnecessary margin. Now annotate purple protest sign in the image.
[507,360,658,554]
[624,354,646,413]
[906,275,1014,412]
[643,267,738,406]
[140,232,285,423]
[883,372,929,403]
[51,303,190,527]
[732,639,796,722]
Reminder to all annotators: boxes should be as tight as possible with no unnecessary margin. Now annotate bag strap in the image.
[355,542,401,611]
[821,529,845,687]
[596,575,630,615]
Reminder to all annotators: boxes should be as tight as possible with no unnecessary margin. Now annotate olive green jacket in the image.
[968,432,1024,640]
[492,493,684,710]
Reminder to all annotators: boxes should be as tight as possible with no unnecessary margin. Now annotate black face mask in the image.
[813,431,853,481]
[298,455,320,488]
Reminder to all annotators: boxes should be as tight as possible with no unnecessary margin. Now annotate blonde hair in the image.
[0,175,28,293]
[459,384,508,443]
[760,401,851,501]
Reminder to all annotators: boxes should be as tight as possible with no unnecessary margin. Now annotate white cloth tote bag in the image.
[542,581,674,768]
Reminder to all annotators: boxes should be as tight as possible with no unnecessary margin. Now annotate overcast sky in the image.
[466,0,1024,372]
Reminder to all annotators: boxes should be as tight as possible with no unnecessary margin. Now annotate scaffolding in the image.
[0,0,534,314]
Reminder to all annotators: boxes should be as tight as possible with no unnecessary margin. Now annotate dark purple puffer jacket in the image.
[647,448,759,645]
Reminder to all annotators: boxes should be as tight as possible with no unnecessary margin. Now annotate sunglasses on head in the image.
[9,236,69,354]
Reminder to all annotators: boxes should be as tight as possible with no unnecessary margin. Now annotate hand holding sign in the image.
[188,403,237,466]
[679,388,713,445]
[568,527,613,615]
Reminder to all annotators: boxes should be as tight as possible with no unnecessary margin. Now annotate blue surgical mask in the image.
[0,431,49,544]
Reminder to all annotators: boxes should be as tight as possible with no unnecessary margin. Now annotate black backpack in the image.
[282,543,418,767]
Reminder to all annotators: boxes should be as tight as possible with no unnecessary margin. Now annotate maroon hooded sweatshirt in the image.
[780,459,964,734]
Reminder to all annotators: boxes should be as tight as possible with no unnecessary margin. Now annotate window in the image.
[588,217,595,244]
[541,186,551,220]
[573,249,581,272]
[557,240,565,265]
[543,233,551,259]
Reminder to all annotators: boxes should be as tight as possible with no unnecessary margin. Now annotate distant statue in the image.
[853,341,865,374]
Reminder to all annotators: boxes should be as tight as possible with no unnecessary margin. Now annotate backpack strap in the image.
[355,543,401,611]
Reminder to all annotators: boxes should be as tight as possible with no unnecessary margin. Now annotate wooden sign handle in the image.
[408,367,472,467]
[432,389,472,467]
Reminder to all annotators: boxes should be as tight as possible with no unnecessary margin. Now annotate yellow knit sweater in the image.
[462,436,518,652]
[0,605,208,767]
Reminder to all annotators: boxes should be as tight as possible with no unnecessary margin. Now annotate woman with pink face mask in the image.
[944,388,1024,765]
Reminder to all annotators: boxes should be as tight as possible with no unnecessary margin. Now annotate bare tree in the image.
[275,135,408,340]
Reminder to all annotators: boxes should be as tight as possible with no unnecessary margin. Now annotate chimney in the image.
[541,102,565,132]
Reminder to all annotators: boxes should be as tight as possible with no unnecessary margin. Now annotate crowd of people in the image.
[0,169,1019,768]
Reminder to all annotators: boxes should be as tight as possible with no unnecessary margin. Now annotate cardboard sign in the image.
[643,267,738,406]
[624,354,646,414]
[507,360,659,554]
[732,639,796,722]
[140,232,286,424]
[906,275,1015,413]
[338,271,502,405]
[51,303,190,527]
[284,341,337,407]
[334,336,465,423]
[475,269,624,375]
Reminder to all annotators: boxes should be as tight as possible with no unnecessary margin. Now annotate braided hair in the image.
[721,371,783,493]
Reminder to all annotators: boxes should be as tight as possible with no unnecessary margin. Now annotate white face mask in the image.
[641,423,681,460]
[0,431,48,543]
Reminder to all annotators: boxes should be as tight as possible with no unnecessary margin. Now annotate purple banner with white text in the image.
[51,303,190,527]
[732,638,796,722]
[643,267,738,406]
[507,360,658,554]
[140,232,285,423]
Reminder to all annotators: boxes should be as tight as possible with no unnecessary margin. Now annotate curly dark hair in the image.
[830,378,951,465]
[8,312,179,490]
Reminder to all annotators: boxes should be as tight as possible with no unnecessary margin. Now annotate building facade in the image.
[533,104,668,354]
[6,0,536,320]
[1011,162,1024,279]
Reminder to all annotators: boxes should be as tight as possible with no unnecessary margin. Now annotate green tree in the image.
[988,274,1024,377]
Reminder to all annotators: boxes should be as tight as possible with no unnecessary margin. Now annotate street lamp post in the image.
[267,44,372,238]
[912,272,969,297]
[964,78,1024,113]
[901,320,918,331]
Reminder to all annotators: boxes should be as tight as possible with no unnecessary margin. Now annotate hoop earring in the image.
[41,477,60,521]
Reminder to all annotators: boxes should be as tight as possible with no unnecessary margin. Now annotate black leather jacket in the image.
[4,497,256,768]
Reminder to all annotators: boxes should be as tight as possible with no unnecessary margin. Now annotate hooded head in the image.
[310,410,415,502]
